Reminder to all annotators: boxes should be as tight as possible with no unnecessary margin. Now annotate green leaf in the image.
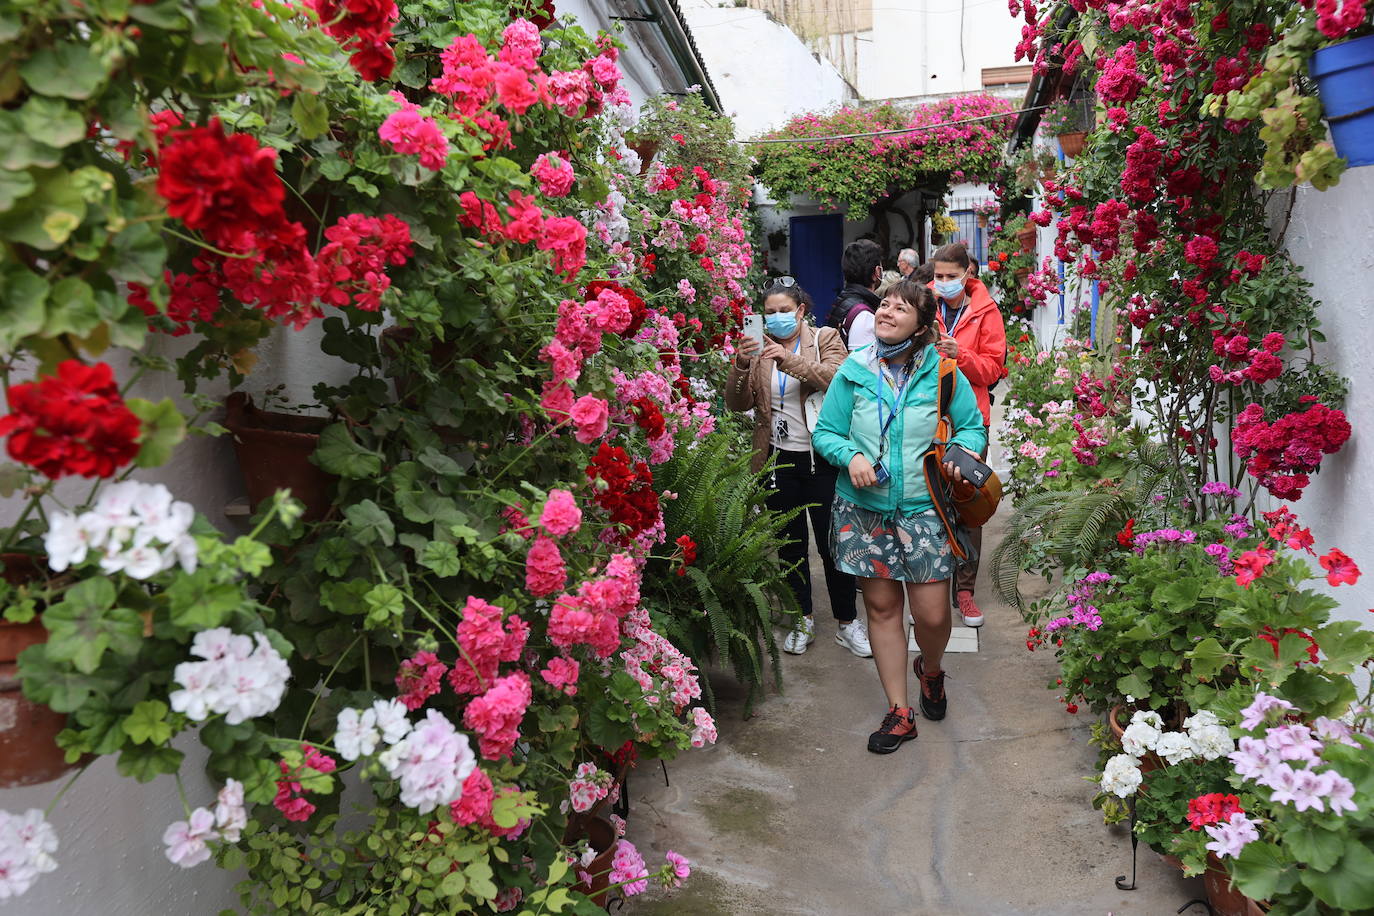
[291,93,330,140]
[1302,842,1374,910]
[363,583,404,628]
[165,568,246,630]
[1231,841,1286,901]
[127,398,187,468]
[418,541,461,577]
[41,578,143,674]
[344,499,394,546]
[109,222,168,286]
[0,112,61,170]
[585,702,635,751]
[122,699,173,746]
[0,263,47,354]
[19,41,109,99]
[116,743,185,783]
[0,168,87,251]
[17,645,122,712]
[1313,619,1374,674]
[0,168,36,212]
[17,96,87,148]
[315,424,382,479]
[1284,822,1344,873]
[1152,577,1202,613]
[1185,637,1230,682]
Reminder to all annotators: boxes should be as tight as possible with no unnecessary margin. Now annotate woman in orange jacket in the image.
[927,242,1007,628]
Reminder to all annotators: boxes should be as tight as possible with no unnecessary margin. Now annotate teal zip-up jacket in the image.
[812,343,987,517]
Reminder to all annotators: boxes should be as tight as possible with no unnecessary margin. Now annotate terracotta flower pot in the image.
[223,392,336,522]
[1014,267,1031,283]
[1204,852,1263,916]
[626,139,659,176]
[1016,225,1037,254]
[1058,131,1087,158]
[977,214,990,228]
[0,554,77,788]
[564,810,619,910]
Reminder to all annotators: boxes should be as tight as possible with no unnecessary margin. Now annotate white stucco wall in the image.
[862,0,1025,101]
[1268,164,1374,632]
[677,0,852,138]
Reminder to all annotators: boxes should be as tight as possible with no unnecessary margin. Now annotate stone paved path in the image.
[627,423,1204,915]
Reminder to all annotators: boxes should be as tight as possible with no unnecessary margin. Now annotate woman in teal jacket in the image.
[812,279,987,755]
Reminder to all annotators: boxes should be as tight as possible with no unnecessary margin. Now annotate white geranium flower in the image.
[1155,731,1197,765]
[1121,719,1162,757]
[372,699,413,746]
[1100,754,1143,798]
[334,707,381,762]
[162,807,217,868]
[1191,723,1236,761]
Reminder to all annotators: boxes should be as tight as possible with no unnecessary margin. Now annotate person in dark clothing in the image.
[826,239,882,351]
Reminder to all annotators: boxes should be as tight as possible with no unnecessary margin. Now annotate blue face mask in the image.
[935,279,965,300]
[765,312,798,337]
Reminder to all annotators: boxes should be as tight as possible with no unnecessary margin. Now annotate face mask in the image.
[935,279,965,300]
[765,312,798,337]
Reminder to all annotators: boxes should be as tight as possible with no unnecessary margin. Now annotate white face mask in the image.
[934,279,965,300]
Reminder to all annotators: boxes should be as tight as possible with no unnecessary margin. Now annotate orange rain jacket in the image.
[928,277,1007,426]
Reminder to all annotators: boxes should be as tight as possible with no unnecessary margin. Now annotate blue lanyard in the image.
[941,299,967,335]
[875,359,911,462]
[774,336,802,404]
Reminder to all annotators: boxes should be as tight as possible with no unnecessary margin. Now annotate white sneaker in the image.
[835,620,873,658]
[783,617,816,654]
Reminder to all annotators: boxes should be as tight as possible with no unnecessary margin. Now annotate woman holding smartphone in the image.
[725,278,867,658]
[812,279,986,754]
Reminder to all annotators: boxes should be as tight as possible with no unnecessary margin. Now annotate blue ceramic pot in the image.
[1311,32,1374,168]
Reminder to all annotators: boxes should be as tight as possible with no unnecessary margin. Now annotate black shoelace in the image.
[879,708,909,732]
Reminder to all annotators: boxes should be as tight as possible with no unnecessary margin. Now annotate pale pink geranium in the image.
[378,94,449,171]
[532,152,576,197]
[609,839,649,895]
[540,489,582,536]
[665,850,691,887]
[463,672,532,760]
[570,395,609,444]
[163,807,217,868]
[690,707,717,747]
[525,535,567,597]
[1203,811,1259,859]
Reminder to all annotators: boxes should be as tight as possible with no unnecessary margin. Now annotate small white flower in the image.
[1190,723,1235,761]
[1155,731,1197,765]
[334,707,381,762]
[163,807,217,868]
[1100,754,1142,798]
[43,512,99,572]
[1184,710,1220,733]
[1121,720,1162,757]
[372,699,412,746]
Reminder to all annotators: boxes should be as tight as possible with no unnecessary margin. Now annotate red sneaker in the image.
[866,705,918,754]
[957,590,984,628]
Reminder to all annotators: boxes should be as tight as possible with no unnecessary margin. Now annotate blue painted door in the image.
[789,214,845,325]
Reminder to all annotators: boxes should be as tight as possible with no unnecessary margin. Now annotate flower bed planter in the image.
[0,554,75,788]
[223,392,336,522]
[1057,131,1086,158]
[1203,852,1263,916]
[1311,33,1374,168]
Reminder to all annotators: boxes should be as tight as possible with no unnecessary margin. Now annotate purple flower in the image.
[1202,481,1243,500]
[1223,514,1253,539]
[1325,771,1358,815]
[1264,724,1323,765]
[1239,692,1295,730]
[1204,812,1259,859]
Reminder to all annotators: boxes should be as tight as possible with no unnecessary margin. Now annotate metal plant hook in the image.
[1115,795,1139,891]
[1176,901,1215,915]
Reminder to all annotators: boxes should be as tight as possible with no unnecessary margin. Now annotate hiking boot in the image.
[957,590,984,628]
[914,655,948,721]
[867,705,918,754]
[783,616,816,655]
[834,620,873,658]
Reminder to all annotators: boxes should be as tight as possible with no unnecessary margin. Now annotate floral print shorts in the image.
[829,495,953,583]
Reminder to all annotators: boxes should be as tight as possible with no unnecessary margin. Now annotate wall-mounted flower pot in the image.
[1311,33,1374,168]
[976,214,990,228]
[0,554,76,788]
[1057,131,1086,158]
[1016,225,1037,254]
[626,139,659,176]
[223,392,336,522]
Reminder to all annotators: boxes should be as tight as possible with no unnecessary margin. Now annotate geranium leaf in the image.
[315,424,383,479]
[121,699,173,746]
[418,541,461,577]
[127,397,187,468]
[19,41,108,99]
[166,568,246,630]
[116,743,185,783]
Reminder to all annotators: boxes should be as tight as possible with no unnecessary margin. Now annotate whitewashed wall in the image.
[1272,165,1374,631]
[861,0,1024,101]
[678,0,852,139]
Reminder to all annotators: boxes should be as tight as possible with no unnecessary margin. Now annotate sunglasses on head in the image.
[762,276,797,292]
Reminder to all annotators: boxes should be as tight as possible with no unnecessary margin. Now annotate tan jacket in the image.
[724,324,848,473]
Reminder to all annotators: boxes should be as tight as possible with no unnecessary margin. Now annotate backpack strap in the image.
[937,356,957,420]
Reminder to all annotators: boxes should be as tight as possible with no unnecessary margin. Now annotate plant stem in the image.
[43,760,93,818]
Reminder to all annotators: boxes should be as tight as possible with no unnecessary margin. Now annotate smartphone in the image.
[742,313,765,346]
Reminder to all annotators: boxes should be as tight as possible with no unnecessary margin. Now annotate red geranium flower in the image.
[674,534,698,576]
[1186,793,1242,830]
[155,119,288,248]
[1320,548,1360,586]
[1115,518,1135,547]
[0,361,141,480]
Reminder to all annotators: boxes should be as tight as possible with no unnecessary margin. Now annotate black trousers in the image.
[767,449,857,622]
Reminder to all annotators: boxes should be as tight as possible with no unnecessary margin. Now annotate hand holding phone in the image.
[742,313,765,346]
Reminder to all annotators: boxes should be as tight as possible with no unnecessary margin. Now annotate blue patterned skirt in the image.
[829,495,954,583]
